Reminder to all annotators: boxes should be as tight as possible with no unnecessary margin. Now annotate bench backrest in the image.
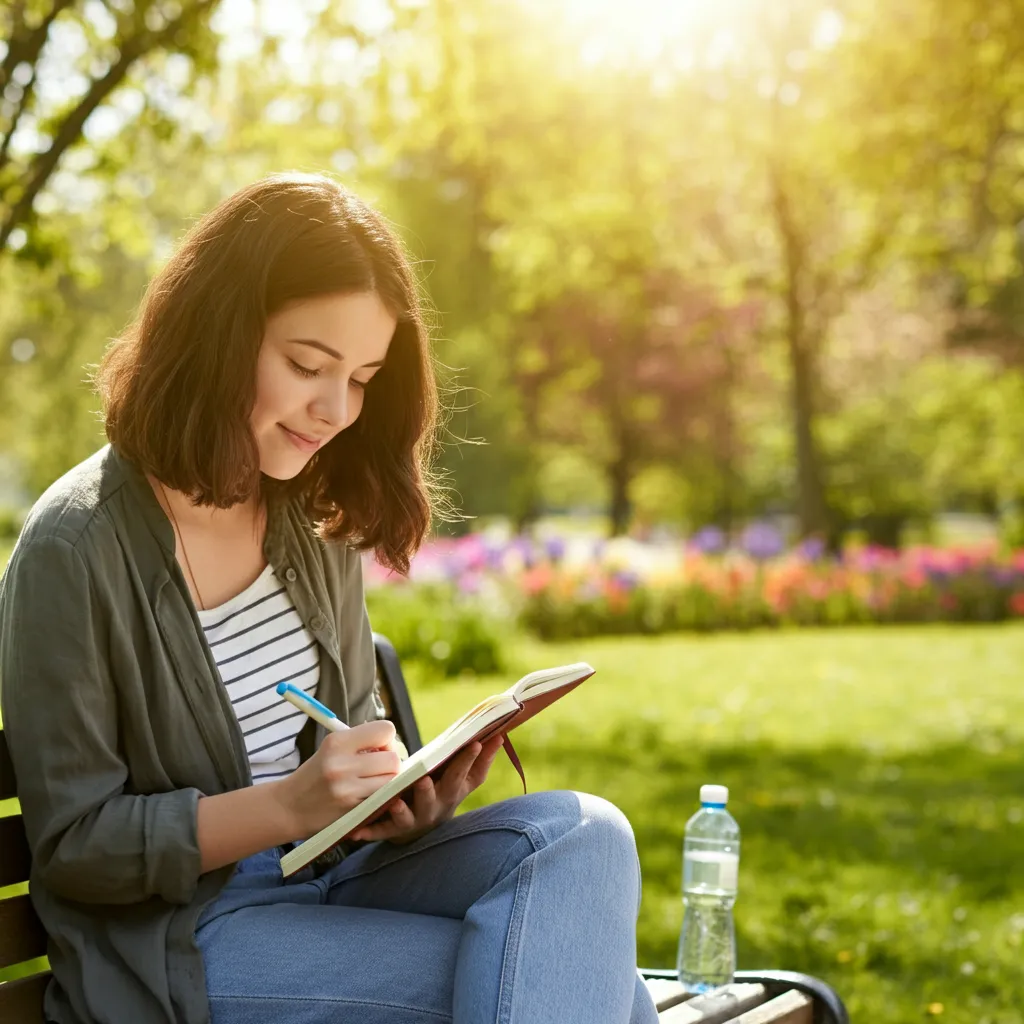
[0,729,48,1021]
[0,633,420,1023]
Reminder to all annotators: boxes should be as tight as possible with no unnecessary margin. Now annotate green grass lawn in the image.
[1,543,1020,1023]
[410,626,1024,1024]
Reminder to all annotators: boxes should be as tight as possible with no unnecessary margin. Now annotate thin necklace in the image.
[159,481,205,611]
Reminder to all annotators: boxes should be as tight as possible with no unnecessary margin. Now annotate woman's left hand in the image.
[347,733,506,845]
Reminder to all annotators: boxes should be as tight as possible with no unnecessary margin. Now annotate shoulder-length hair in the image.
[96,172,439,574]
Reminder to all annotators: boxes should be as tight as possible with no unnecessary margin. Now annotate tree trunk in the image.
[510,371,543,534]
[787,323,828,538]
[510,455,542,534]
[771,167,829,539]
[607,433,634,537]
[715,331,739,533]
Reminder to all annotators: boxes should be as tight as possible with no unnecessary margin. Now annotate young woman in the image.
[0,173,659,1024]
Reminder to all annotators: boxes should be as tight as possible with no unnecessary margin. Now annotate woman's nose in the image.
[313,380,349,428]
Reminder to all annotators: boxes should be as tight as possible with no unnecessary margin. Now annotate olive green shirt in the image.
[0,444,383,1024]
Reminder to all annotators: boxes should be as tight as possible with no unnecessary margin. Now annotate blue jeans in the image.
[195,790,659,1023]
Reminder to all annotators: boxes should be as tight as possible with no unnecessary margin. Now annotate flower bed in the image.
[365,533,1024,642]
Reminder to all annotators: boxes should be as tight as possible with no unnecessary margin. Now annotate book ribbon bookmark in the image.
[502,734,527,793]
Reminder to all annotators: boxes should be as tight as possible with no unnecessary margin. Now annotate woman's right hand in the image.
[274,720,403,840]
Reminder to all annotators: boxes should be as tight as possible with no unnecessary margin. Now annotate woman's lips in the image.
[280,425,323,453]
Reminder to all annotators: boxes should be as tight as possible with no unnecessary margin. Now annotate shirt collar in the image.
[111,445,176,557]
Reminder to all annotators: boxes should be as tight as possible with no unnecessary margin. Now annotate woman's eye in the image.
[289,359,321,379]
[350,378,369,390]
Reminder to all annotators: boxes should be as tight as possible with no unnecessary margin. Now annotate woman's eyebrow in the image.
[288,338,342,360]
[287,338,385,368]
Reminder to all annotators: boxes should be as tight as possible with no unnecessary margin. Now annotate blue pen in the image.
[276,682,349,733]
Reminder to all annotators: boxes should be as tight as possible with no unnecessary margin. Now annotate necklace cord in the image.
[159,480,205,611]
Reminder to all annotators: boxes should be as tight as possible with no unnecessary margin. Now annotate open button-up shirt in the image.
[0,444,383,1023]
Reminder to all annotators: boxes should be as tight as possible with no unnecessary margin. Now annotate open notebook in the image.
[279,661,595,876]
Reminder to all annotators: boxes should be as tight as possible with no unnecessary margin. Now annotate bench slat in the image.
[647,977,690,1012]
[0,895,48,968]
[0,731,16,801]
[730,990,813,1024]
[0,814,32,889]
[659,983,766,1023]
[0,971,49,1023]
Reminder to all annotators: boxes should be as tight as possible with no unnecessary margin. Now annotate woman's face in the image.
[251,291,395,480]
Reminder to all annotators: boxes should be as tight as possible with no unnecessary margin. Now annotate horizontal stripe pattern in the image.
[198,563,321,784]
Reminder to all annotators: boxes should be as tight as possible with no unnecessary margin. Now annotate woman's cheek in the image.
[347,389,366,428]
[252,356,284,422]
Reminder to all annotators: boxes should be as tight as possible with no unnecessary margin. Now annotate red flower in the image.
[521,566,553,595]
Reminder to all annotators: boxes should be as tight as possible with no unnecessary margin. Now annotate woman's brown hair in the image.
[96,172,439,574]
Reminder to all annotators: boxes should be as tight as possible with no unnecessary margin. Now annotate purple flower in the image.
[691,525,727,555]
[440,554,463,581]
[506,535,537,569]
[611,570,640,590]
[544,537,567,562]
[988,566,1017,587]
[741,522,785,561]
[799,536,826,561]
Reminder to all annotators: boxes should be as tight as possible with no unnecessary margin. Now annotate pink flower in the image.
[902,568,927,590]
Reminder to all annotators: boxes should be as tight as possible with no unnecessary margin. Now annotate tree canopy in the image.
[2,0,1023,542]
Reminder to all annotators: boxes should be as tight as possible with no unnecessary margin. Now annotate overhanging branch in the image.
[0,0,217,255]
[0,0,76,95]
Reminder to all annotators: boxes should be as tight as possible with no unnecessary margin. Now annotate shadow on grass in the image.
[529,719,1024,899]
[510,719,1024,1019]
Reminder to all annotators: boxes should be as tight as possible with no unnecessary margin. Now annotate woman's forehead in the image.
[267,293,395,363]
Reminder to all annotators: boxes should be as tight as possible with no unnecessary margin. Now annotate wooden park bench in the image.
[0,634,849,1023]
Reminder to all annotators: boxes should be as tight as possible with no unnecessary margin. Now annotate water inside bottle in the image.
[683,849,739,894]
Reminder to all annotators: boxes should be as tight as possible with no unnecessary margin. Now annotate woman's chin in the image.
[258,452,312,481]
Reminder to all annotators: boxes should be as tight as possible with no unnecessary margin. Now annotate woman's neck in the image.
[147,475,265,538]
[147,474,270,610]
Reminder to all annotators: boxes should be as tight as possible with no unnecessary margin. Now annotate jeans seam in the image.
[492,831,540,888]
[494,855,533,1024]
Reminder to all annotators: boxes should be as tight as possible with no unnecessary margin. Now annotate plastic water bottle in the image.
[676,784,740,993]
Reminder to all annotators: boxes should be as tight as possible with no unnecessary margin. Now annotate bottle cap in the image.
[700,784,729,806]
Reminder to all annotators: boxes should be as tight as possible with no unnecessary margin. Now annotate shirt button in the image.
[284,568,297,582]
[310,615,324,630]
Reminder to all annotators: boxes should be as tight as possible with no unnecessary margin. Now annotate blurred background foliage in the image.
[1,0,1024,550]
[3,4,1024,1019]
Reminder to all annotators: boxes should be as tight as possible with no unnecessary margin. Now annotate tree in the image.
[0,0,221,263]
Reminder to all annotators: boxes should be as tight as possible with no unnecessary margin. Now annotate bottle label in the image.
[684,850,739,893]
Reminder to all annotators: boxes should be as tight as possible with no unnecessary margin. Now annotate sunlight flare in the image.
[552,0,760,66]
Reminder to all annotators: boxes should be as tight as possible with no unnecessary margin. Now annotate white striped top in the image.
[197,563,321,784]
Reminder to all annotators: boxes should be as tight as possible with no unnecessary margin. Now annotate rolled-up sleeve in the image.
[0,537,202,905]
